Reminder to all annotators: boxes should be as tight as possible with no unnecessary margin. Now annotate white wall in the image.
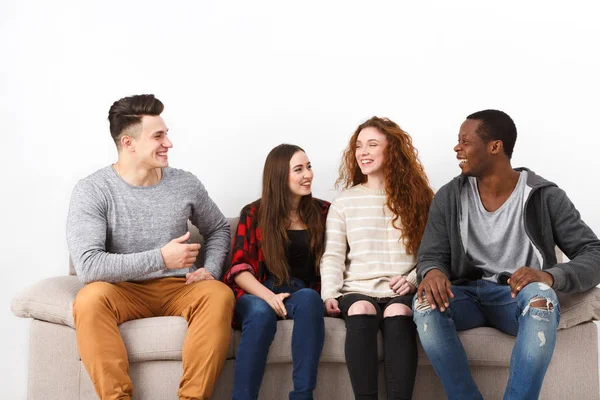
[1,0,599,397]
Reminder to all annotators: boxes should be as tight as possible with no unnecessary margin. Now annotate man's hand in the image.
[416,269,454,312]
[508,266,554,298]
[161,232,201,270]
[267,292,291,319]
[390,275,417,295]
[185,267,215,284]
[324,298,341,316]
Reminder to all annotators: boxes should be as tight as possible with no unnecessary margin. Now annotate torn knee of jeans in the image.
[537,282,551,291]
[413,298,433,314]
[521,296,555,320]
[529,296,554,311]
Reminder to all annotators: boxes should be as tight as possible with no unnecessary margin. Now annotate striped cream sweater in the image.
[320,184,418,301]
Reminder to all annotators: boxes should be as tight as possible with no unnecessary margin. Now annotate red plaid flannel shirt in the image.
[223,198,330,301]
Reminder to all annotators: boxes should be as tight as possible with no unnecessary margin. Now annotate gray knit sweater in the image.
[66,166,230,284]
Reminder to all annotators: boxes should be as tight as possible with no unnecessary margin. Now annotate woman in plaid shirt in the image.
[223,144,329,400]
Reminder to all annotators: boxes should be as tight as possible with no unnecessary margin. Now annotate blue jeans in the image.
[413,280,560,400]
[232,277,325,400]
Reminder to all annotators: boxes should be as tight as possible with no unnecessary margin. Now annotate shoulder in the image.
[239,200,260,220]
[76,165,114,185]
[331,184,369,203]
[341,184,367,196]
[520,168,565,203]
[72,166,115,198]
[436,176,461,197]
[312,198,331,214]
[328,185,376,214]
[430,175,463,208]
[533,184,570,208]
[162,168,211,203]
[519,168,558,190]
[163,167,203,187]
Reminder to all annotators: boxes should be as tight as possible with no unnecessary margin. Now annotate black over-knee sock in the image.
[382,315,418,400]
[345,314,380,400]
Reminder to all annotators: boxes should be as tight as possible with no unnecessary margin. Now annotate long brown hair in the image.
[257,144,326,285]
[336,117,433,255]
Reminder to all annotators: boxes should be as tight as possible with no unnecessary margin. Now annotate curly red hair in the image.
[336,117,433,255]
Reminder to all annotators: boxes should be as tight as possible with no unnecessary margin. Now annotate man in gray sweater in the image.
[413,109,600,400]
[67,94,234,400]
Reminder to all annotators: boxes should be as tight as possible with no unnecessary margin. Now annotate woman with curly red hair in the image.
[320,117,433,400]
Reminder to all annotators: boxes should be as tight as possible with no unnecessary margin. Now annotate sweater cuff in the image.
[545,266,567,292]
[406,270,418,288]
[321,290,341,302]
[418,266,448,282]
[154,248,166,270]
[201,263,222,281]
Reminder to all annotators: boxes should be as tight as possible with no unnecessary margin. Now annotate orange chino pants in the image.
[73,277,235,400]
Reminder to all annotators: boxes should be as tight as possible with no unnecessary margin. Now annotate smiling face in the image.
[129,115,172,169]
[288,150,313,201]
[454,119,492,177]
[355,126,388,181]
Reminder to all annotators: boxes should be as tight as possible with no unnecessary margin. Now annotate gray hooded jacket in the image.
[416,168,600,293]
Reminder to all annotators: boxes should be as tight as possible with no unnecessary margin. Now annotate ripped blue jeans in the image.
[413,279,560,400]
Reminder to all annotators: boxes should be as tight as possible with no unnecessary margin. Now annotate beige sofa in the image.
[11,218,600,399]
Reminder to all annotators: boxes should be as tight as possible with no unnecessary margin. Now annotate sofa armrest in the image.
[557,287,600,330]
[11,276,83,328]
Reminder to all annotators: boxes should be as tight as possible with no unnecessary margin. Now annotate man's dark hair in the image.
[108,94,164,145]
[466,109,517,159]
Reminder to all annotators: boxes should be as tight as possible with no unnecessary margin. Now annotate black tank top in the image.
[286,230,314,282]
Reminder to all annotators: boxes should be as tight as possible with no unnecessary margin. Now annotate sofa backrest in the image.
[68,217,240,276]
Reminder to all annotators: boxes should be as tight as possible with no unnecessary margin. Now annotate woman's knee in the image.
[238,296,277,328]
[293,289,322,307]
[348,300,377,316]
[290,289,325,321]
[383,303,413,318]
